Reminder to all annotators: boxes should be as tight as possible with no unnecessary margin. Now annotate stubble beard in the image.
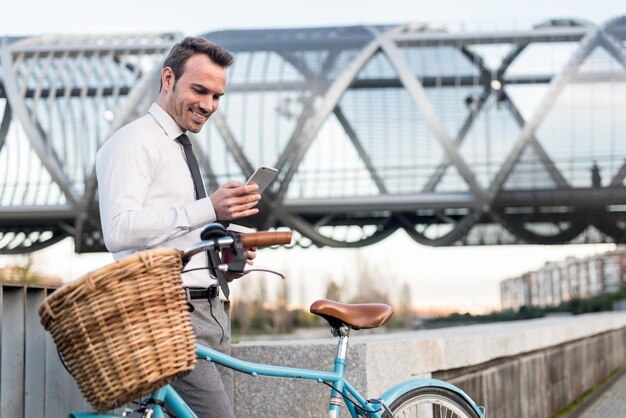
[164,85,209,133]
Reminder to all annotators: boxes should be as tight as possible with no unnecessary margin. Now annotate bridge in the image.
[1,17,626,253]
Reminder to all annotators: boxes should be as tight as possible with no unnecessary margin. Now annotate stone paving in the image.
[577,370,626,418]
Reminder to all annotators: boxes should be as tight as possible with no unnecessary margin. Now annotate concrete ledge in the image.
[232,312,626,418]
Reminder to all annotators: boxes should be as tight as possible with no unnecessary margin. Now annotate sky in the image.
[0,0,623,313]
[1,0,624,37]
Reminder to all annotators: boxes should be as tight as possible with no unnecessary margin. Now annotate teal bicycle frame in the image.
[70,340,484,418]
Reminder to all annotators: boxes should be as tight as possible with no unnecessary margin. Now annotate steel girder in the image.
[0,18,626,253]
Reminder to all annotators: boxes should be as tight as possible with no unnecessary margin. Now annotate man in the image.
[591,161,602,188]
[96,37,259,417]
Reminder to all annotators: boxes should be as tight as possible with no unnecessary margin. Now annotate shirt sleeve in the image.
[96,124,216,253]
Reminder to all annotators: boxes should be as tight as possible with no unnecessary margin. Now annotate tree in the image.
[272,279,290,334]
[235,273,259,335]
[0,255,40,284]
[397,282,413,329]
[349,252,390,304]
[325,277,343,301]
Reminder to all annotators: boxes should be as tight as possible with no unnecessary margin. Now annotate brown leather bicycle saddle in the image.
[309,299,393,330]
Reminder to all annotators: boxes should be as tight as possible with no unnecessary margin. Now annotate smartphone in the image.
[245,166,278,194]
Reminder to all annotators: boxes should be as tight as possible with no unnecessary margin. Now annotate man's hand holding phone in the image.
[210,166,278,221]
[210,181,261,221]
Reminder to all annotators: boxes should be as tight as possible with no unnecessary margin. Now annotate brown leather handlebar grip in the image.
[240,231,293,248]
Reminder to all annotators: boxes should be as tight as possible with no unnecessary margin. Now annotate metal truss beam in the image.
[486,25,604,201]
[215,72,624,95]
[273,34,382,202]
[0,103,11,152]
[392,26,588,46]
[281,187,626,214]
[377,29,487,204]
[0,39,80,207]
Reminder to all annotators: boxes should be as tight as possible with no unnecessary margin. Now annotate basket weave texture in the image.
[39,248,197,412]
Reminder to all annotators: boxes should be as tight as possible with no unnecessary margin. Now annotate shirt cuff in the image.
[184,197,216,229]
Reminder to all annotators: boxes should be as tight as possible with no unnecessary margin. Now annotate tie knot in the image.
[176,133,192,147]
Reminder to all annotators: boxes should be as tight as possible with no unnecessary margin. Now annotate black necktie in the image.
[177,134,207,199]
[176,134,230,299]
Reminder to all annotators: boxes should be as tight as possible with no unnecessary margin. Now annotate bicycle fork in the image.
[328,325,350,418]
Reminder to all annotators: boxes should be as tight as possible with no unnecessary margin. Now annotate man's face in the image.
[162,54,227,133]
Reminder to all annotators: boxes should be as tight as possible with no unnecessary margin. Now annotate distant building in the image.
[500,246,626,310]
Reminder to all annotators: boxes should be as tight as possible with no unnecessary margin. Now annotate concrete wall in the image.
[2,283,625,418]
[440,330,626,418]
[232,313,626,418]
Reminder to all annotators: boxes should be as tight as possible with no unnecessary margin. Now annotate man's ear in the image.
[161,67,175,91]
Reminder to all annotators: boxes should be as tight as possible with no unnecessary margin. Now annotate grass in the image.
[552,364,626,418]
[552,387,596,418]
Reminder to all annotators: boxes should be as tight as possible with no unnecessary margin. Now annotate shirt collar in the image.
[148,103,185,141]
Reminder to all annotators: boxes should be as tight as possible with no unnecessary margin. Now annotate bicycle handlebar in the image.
[240,231,292,248]
[181,228,293,262]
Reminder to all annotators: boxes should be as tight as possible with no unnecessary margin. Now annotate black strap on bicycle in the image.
[139,398,178,418]
[56,348,73,376]
[145,398,166,408]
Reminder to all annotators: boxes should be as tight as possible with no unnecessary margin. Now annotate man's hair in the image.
[161,37,234,89]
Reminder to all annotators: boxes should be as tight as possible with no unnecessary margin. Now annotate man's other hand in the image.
[224,247,256,282]
[210,181,261,220]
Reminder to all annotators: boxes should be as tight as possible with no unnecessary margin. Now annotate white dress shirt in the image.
[96,103,217,288]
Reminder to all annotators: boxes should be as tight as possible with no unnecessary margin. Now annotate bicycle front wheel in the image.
[383,387,480,418]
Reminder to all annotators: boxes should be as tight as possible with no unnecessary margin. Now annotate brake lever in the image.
[237,267,286,280]
[223,235,286,280]
[225,235,247,273]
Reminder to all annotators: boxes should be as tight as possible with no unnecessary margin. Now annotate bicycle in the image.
[42,223,486,418]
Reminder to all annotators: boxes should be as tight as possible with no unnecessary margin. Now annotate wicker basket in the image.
[39,248,197,412]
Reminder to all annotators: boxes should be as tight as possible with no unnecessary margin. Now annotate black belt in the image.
[186,286,220,300]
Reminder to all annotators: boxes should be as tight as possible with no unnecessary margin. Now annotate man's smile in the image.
[190,109,208,123]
